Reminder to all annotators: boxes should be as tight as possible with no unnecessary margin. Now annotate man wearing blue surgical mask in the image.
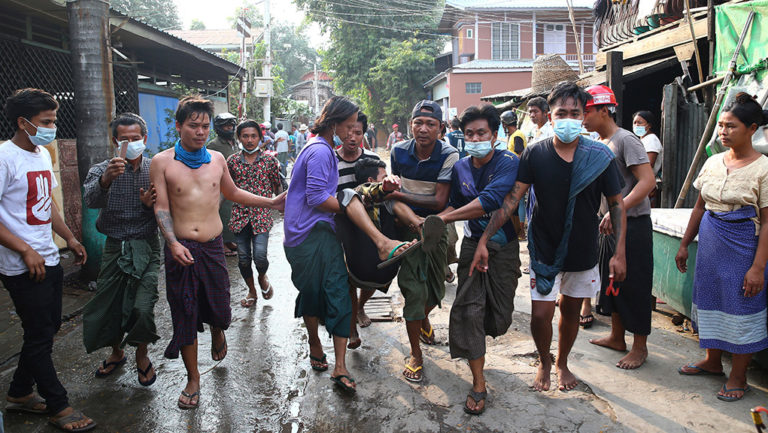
[437,104,520,415]
[470,81,627,394]
[81,112,161,392]
[1,88,93,431]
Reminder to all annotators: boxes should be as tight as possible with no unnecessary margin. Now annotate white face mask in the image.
[125,139,146,160]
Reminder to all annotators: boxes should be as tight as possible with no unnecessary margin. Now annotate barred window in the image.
[491,22,520,60]
[465,82,482,94]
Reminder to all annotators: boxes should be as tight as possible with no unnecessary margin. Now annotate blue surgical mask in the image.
[332,126,343,147]
[125,139,146,160]
[633,125,647,137]
[23,118,56,146]
[465,140,494,158]
[240,143,259,154]
[553,118,582,143]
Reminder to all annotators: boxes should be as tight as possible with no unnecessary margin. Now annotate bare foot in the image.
[50,407,95,430]
[532,358,552,391]
[348,336,361,349]
[589,336,627,352]
[358,309,372,328]
[617,347,648,369]
[377,239,417,262]
[556,365,578,391]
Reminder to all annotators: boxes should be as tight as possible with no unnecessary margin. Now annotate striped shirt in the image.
[390,139,459,217]
[335,148,379,192]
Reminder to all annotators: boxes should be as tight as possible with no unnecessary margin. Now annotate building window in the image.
[466,28,473,39]
[491,22,520,60]
[466,82,482,94]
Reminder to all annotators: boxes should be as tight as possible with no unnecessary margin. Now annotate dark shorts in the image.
[335,209,399,291]
[163,235,231,359]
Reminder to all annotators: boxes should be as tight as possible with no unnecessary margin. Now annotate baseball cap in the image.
[392,123,399,128]
[411,100,443,122]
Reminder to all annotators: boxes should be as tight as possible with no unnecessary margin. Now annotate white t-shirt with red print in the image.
[0,140,59,276]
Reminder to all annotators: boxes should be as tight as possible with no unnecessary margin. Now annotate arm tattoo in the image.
[482,184,521,241]
[155,210,178,244]
[608,198,622,239]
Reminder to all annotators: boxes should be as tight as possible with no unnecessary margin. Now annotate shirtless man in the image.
[150,95,285,409]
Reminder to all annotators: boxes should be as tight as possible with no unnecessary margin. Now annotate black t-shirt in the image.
[517,138,624,272]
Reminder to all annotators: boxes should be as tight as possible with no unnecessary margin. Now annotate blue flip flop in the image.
[377,240,422,270]
[717,384,750,402]
[94,355,127,378]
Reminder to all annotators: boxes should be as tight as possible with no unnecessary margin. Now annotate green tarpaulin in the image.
[714,0,768,79]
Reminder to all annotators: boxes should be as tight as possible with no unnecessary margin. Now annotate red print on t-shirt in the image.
[26,171,52,225]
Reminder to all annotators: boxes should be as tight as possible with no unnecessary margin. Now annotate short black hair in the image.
[458,104,501,134]
[528,97,550,113]
[175,95,214,125]
[354,158,386,185]
[4,88,59,130]
[311,96,359,135]
[236,119,263,140]
[547,81,592,111]
[277,123,283,130]
[110,112,147,138]
[356,111,368,133]
[633,110,656,133]
[723,92,768,128]
[450,116,461,130]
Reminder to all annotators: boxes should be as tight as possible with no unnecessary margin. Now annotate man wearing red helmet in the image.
[582,85,656,370]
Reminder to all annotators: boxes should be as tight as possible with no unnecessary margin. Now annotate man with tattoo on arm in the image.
[470,82,627,392]
[150,96,285,409]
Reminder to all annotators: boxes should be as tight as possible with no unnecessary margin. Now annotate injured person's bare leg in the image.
[344,196,416,261]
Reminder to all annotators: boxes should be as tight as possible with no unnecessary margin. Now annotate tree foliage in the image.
[190,19,206,30]
[294,0,446,128]
[111,0,182,30]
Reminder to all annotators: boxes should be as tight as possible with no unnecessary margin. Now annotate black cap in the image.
[411,100,443,122]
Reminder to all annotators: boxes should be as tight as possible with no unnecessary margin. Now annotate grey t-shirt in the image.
[605,128,651,217]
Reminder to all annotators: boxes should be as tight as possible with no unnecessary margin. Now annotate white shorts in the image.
[529,265,601,302]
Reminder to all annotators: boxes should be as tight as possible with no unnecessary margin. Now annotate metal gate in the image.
[0,36,138,139]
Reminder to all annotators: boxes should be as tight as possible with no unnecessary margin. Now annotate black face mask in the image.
[219,130,235,140]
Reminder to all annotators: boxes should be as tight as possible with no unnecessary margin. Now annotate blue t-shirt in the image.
[448,149,519,245]
[445,130,466,158]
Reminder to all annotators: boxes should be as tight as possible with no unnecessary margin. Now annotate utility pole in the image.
[263,0,271,123]
[67,0,114,280]
[236,11,252,120]
[313,62,319,115]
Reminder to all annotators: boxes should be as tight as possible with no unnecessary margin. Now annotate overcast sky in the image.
[174,0,327,48]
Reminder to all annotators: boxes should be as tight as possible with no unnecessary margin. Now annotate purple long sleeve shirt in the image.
[283,136,339,247]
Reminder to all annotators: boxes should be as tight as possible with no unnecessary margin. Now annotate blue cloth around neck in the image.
[528,137,615,295]
[174,140,211,169]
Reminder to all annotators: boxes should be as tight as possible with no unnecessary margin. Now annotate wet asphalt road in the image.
[0,218,315,433]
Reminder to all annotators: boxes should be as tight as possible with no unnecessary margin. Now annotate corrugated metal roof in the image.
[453,59,535,69]
[168,29,259,47]
[446,0,593,9]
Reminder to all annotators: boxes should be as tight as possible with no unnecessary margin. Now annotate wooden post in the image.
[661,84,678,208]
[607,51,623,127]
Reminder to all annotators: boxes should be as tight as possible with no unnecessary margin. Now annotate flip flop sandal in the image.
[463,389,488,415]
[403,363,423,383]
[419,325,436,345]
[137,361,156,387]
[48,410,97,432]
[421,215,446,253]
[377,240,423,270]
[579,314,594,329]
[330,375,357,394]
[211,335,227,362]
[94,355,127,377]
[445,270,456,283]
[240,297,257,308]
[178,390,200,410]
[310,353,329,372]
[6,393,47,414]
[717,384,750,402]
[261,284,274,300]
[677,364,725,376]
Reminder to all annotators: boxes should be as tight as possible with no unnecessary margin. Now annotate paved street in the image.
[2,218,768,432]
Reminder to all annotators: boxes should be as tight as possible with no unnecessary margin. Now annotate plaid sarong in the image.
[163,235,231,359]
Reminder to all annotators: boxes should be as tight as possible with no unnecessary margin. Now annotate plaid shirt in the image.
[82,157,157,240]
[227,151,282,234]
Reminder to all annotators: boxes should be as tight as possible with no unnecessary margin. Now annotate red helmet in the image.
[585,85,618,108]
